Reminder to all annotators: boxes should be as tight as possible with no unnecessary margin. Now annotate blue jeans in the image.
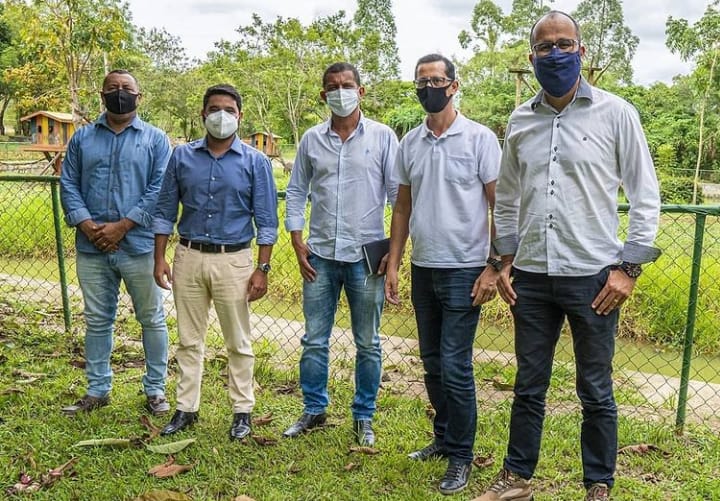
[299,255,384,420]
[76,251,168,398]
[411,265,482,463]
[504,268,618,488]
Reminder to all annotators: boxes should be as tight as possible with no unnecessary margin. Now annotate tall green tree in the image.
[572,0,638,85]
[666,1,720,202]
[352,0,400,83]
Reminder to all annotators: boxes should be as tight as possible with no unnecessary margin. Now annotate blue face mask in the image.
[532,48,582,98]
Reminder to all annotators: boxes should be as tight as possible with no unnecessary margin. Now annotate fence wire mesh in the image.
[1,176,719,432]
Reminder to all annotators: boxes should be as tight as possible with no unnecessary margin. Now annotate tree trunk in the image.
[0,96,10,136]
[693,48,718,204]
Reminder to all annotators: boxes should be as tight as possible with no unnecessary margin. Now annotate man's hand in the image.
[79,219,119,252]
[93,220,132,251]
[292,240,317,282]
[247,269,268,301]
[384,268,400,305]
[496,264,517,306]
[471,267,498,306]
[154,259,173,290]
[592,268,636,315]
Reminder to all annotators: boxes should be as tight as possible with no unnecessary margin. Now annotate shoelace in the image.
[489,470,514,492]
[444,463,467,481]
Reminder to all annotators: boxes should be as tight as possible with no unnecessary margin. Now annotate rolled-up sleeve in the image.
[152,151,180,236]
[60,134,91,227]
[493,121,520,256]
[617,105,661,263]
[252,154,279,245]
[284,136,311,232]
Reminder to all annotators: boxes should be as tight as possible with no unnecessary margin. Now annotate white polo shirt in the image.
[396,112,501,268]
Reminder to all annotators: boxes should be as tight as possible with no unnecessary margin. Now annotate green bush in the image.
[658,174,703,204]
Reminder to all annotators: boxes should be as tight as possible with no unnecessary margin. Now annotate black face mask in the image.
[416,85,453,114]
[103,89,138,114]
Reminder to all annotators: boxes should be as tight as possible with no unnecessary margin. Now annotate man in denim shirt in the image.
[283,62,398,446]
[153,84,278,441]
[60,69,171,417]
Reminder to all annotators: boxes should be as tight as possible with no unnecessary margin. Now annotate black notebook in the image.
[361,238,390,275]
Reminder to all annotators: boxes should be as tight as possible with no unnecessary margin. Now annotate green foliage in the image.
[658,174,704,204]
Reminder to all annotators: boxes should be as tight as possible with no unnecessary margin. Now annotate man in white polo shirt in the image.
[385,53,501,495]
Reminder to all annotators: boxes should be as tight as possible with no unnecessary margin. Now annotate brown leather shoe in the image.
[145,395,170,416]
[62,394,110,416]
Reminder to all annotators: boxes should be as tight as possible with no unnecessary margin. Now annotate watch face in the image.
[620,262,642,278]
[259,263,271,273]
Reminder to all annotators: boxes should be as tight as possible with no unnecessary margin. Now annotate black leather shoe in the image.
[438,460,472,495]
[161,410,198,435]
[353,419,375,446]
[408,442,449,460]
[282,412,327,438]
[229,412,252,440]
[62,394,110,416]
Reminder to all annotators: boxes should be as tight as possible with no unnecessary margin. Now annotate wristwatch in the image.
[486,256,503,272]
[257,263,271,274]
[615,261,642,278]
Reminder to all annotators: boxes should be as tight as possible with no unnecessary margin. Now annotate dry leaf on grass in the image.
[618,444,669,457]
[472,454,495,469]
[140,415,161,441]
[349,446,380,455]
[252,436,278,446]
[274,384,297,395]
[425,404,436,420]
[344,462,358,471]
[252,412,274,426]
[233,496,257,501]
[5,458,78,495]
[148,457,196,478]
[483,376,514,391]
[133,489,193,501]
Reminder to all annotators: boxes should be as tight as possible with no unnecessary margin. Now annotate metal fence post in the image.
[50,178,71,332]
[675,212,706,434]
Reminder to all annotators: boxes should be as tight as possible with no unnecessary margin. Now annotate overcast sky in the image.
[127,0,709,86]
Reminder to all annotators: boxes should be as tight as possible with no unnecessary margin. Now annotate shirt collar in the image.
[421,110,465,138]
[321,111,367,135]
[95,112,144,131]
[191,135,245,155]
[531,77,593,111]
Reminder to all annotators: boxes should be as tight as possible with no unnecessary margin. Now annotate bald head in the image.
[530,10,581,46]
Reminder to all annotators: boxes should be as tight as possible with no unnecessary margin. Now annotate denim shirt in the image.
[153,136,278,246]
[60,113,171,255]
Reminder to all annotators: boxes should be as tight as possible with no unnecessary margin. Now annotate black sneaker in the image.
[62,394,110,416]
[145,395,170,416]
[438,459,472,495]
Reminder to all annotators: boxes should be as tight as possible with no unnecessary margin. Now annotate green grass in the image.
[2,299,720,500]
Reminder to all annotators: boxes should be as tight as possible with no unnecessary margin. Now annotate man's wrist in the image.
[257,262,271,274]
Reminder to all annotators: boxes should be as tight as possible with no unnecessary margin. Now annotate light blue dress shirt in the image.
[494,79,661,275]
[60,113,171,255]
[285,114,398,262]
[153,136,278,246]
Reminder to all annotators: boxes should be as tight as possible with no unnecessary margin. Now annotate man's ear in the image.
[358,86,366,98]
[320,90,327,102]
[238,111,244,121]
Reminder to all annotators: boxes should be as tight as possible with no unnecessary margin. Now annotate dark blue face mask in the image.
[532,48,582,98]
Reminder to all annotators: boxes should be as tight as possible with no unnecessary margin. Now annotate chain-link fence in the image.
[1,175,719,434]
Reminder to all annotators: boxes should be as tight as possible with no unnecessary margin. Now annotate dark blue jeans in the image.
[504,268,618,488]
[411,265,482,463]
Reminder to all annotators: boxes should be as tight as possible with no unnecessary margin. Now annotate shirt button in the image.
[556,123,560,128]
[208,214,212,218]
[552,156,557,161]
[549,224,554,229]
[211,177,216,181]
[551,180,555,185]
[210,195,214,199]
[550,190,555,195]
[205,233,209,237]
[548,214,553,219]
[554,146,558,151]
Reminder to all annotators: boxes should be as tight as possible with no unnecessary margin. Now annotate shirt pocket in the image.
[443,155,478,185]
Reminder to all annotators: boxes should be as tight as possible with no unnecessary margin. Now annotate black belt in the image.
[179,238,250,253]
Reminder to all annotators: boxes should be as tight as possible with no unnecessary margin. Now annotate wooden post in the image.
[508,68,533,108]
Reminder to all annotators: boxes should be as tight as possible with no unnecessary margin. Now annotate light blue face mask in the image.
[325,88,360,117]
[532,48,582,98]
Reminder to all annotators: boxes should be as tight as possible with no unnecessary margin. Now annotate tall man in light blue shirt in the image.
[60,69,171,417]
[477,12,661,501]
[283,62,398,447]
[385,54,501,496]
[153,84,278,441]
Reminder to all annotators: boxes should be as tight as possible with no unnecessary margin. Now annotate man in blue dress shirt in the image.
[60,69,171,417]
[282,62,398,446]
[153,84,278,441]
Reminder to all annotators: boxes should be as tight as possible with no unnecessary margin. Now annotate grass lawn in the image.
[2,300,720,500]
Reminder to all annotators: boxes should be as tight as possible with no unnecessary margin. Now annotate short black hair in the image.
[322,62,361,88]
[102,69,138,89]
[203,84,242,111]
[530,10,581,46]
[414,54,456,81]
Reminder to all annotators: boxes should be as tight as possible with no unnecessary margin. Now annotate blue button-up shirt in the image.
[494,78,661,275]
[285,114,398,262]
[153,136,278,246]
[60,113,171,255]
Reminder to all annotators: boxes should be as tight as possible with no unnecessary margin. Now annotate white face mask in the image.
[325,88,360,117]
[204,110,238,139]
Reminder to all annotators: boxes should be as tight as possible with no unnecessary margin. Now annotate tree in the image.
[352,0,400,83]
[666,1,720,203]
[572,0,639,85]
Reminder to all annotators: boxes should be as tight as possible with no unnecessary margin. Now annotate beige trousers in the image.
[171,244,255,413]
